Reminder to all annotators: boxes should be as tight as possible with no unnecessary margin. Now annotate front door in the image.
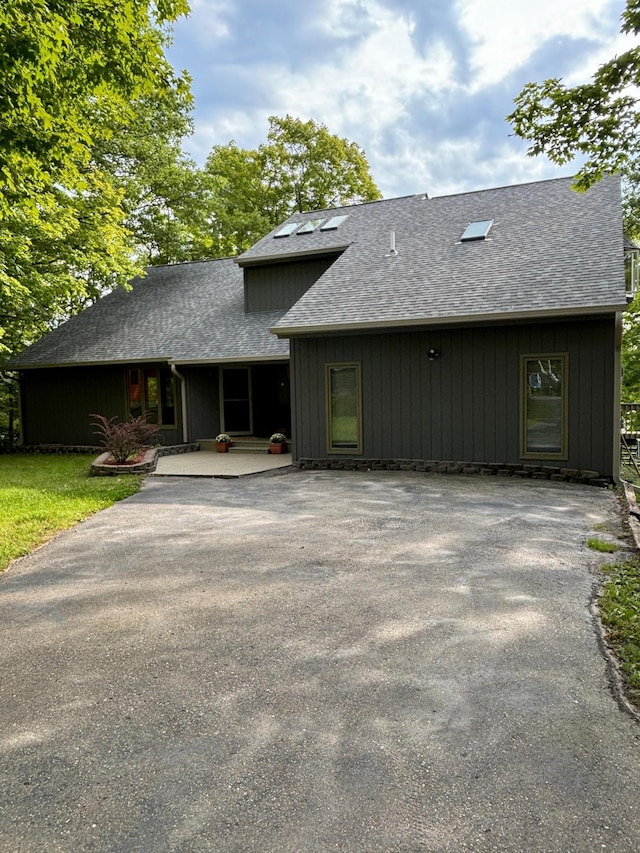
[220,367,252,434]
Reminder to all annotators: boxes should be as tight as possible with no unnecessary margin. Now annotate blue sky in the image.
[166,0,633,200]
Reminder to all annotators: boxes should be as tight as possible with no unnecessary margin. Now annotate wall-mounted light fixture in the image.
[427,347,440,360]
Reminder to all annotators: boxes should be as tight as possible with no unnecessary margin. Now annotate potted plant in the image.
[215,433,232,452]
[269,432,288,454]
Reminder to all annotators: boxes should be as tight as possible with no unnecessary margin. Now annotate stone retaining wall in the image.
[294,458,612,487]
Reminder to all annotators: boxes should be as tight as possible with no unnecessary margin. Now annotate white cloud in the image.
[278,33,456,137]
[457,0,623,88]
[172,0,633,199]
[371,129,557,199]
[174,0,233,43]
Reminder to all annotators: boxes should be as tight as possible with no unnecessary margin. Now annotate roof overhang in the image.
[168,354,289,366]
[271,303,629,338]
[236,245,349,267]
[9,353,290,370]
[8,356,172,370]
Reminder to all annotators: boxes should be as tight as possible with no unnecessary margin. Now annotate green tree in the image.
[0,0,190,218]
[93,86,210,267]
[204,115,382,255]
[507,0,640,206]
[0,0,191,445]
[0,0,191,356]
[263,115,382,216]
[622,300,640,399]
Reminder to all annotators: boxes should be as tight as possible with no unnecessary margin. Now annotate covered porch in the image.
[180,359,291,447]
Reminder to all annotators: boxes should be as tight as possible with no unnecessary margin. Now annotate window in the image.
[521,354,568,458]
[461,219,493,242]
[274,222,300,238]
[320,215,349,231]
[128,367,176,426]
[326,363,362,453]
[296,219,325,234]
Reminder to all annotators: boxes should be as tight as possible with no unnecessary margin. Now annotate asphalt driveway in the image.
[1,471,640,852]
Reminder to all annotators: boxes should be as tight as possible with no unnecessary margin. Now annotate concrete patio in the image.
[153,449,293,477]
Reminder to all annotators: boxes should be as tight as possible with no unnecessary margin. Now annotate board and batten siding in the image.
[244,255,340,313]
[19,365,183,446]
[290,318,617,476]
[20,366,129,446]
[181,365,219,442]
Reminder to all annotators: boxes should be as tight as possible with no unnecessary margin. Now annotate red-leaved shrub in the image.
[91,413,160,464]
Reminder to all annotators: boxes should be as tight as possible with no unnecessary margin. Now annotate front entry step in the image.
[229,438,271,454]
[198,437,271,453]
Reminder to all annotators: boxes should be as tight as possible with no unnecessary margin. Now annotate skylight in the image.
[461,219,493,242]
[296,218,325,234]
[274,222,300,238]
[320,215,349,231]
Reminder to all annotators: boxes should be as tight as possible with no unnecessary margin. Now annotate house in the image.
[6,175,629,481]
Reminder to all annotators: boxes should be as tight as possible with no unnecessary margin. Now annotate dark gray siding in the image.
[20,365,183,446]
[182,365,220,440]
[20,366,128,446]
[291,318,617,476]
[244,255,340,313]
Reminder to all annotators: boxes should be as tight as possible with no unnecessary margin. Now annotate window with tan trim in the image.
[521,353,568,458]
[326,363,362,454]
[128,367,176,426]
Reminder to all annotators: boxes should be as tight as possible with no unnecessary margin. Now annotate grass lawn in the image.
[600,558,640,708]
[0,454,142,572]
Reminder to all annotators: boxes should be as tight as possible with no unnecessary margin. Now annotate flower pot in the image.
[269,442,287,454]
[215,442,229,453]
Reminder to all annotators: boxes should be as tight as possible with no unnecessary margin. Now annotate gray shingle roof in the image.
[8,258,289,369]
[8,176,627,370]
[265,175,627,335]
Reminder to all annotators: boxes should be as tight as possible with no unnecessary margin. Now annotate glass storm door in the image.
[221,367,252,434]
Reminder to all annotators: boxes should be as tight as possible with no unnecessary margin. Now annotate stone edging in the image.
[590,590,640,725]
[90,443,200,476]
[589,480,640,723]
[295,458,612,487]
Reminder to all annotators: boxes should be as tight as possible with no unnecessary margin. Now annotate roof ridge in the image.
[144,255,239,273]
[297,192,426,218]
[429,174,577,202]
[287,175,584,218]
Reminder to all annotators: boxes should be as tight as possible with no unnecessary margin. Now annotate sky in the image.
[166,0,634,201]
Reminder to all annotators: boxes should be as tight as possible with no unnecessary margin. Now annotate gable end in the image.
[244,254,342,313]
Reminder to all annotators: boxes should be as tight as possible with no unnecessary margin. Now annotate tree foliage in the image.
[0,0,190,216]
[203,115,382,255]
[0,0,191,360]
[622,299,640,400]
[92,85,210,267]
[507,0,640,209]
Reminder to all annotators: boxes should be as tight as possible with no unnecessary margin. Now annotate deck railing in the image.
[621,404,640,471]
[622,403,640,435]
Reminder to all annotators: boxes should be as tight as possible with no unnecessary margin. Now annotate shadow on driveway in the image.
[1,472,639,852]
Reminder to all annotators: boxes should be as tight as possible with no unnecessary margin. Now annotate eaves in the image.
[236,245,350,267]
[270,303,629,338]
